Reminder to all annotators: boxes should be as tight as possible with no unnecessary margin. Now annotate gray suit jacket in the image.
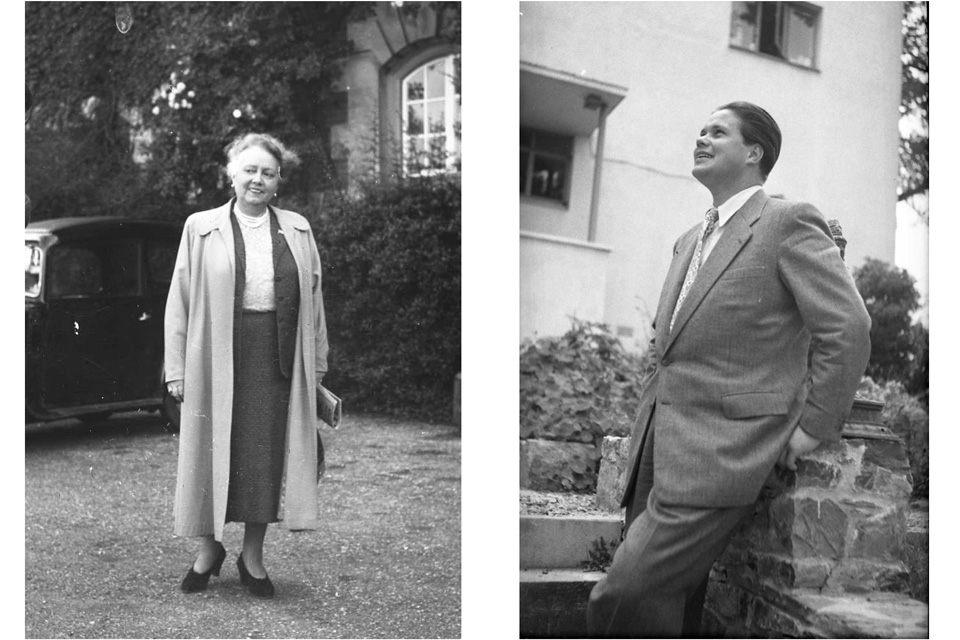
[621,190,871,508]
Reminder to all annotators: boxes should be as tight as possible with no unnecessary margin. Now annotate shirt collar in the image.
[716,185,762,227]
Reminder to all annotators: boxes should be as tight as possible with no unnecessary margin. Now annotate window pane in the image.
[520,150,529,193]
[535,130,573,157]
[426,60,445,99]
[47,240,141,299]
[428,101,446,133]
[758,2,783,58]
[47,246,104,298]
[520,127,534,148]
[429,136,447,169]
[25,242,42,296]
[730,1,759,51]
[405,137,425,173]
[531,154,567,201]
[784,4,817,67]
[101,240,140,296]
[407,104,424,135]
[146,240,178,296]
[406,68,425,100]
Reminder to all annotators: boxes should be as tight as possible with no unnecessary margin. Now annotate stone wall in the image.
[520,439,599,492]
[594,400,928,637]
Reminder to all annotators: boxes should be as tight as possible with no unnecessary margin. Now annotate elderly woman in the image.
[164,133,328,599]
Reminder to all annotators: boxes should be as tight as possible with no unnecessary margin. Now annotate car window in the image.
[46,238,142,299]
[25,241,42,297]
[146,239,179,296]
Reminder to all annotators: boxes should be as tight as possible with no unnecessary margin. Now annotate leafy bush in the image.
[582,536,618,573]
[520,320,653,446]
[854,258,927,401]
[858,377,929,498]
[314,176,460,421]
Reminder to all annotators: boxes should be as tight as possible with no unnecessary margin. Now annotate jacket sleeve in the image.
[307,227,329,377]
[776,202,871,442]
[164,218,193,383]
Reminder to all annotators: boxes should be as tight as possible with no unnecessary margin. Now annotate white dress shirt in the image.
[699,184,762,266]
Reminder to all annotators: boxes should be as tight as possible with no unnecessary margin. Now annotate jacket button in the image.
[661,358,671,367]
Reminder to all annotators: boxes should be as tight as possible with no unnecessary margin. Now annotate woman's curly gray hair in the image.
[224,133,301,180]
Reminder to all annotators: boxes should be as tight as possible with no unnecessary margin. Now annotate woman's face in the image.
[231,146,281,210]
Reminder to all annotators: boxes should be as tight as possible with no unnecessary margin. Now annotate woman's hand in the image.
[167,380,184,402]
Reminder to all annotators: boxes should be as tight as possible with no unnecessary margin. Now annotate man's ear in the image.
[746,144,764,167]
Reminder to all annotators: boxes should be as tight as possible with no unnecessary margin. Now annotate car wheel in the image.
[78,412,112,424]
[161,391,181,432]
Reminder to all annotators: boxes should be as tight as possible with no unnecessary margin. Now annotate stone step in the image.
[519,568,602,638]
[520,513,622,569]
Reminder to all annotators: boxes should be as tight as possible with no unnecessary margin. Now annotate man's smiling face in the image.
[691,109,757,190]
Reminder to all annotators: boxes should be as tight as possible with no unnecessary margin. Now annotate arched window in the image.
[401,54,460,176]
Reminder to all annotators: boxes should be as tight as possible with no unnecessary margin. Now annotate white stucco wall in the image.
[520,1,902,349]
[520,231,612,341]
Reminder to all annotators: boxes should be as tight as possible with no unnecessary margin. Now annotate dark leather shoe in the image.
[180,544,226,592]
[237,553,275,599]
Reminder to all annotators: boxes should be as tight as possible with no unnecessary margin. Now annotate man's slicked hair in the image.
[716,101,782,179]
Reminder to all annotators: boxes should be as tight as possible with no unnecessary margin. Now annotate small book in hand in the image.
[316,384,342,429]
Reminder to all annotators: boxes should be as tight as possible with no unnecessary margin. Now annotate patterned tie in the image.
[669,207,720,332]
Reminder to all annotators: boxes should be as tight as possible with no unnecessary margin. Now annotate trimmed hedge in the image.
[312,176,460,421]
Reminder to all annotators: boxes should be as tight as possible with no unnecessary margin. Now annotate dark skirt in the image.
[225,311,290,524]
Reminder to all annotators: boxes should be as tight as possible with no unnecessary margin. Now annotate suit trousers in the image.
[586,417,755,638]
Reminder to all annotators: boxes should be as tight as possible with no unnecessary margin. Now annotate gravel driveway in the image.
[26,412,461,638]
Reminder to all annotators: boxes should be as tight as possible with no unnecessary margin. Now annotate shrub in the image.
[858,377,929,498]
[313,176,460,421]
[519,320,653,447]
[853,258,927,400]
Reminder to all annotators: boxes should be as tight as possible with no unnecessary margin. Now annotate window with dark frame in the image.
[729,1,821,69]
[520,126,573,205]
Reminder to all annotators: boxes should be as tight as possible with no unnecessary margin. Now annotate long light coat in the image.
[165,200,328,540]
[622,190,871,509]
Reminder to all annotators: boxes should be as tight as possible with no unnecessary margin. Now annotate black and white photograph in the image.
[25,2,460,638]
[518,2,930,637]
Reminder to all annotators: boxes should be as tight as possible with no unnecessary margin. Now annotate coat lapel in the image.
[663,190,768,353]
[196,201,236,272]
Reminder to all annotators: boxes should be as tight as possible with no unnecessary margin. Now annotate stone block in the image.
[855,463,913,503]
[771,497,848,560]
[750,598,816,638]
[519,569,601,638]
[849,508,906,561]
[793,458,842,489]
[825,559,911,593]
[796,591,928,638]
[519,439,598,492]
[520,514,622,569]
[763,555,832,590]
[595,436,631,512]
[704,579,745,619]
[860,438,912,474]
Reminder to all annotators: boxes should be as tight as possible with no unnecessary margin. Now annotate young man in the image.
[586,102,871,637]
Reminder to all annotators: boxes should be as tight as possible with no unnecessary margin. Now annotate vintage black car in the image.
[26,217,182,428]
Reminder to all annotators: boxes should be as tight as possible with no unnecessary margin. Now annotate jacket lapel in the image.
[663,190,768,353]
[656,228,699,356]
